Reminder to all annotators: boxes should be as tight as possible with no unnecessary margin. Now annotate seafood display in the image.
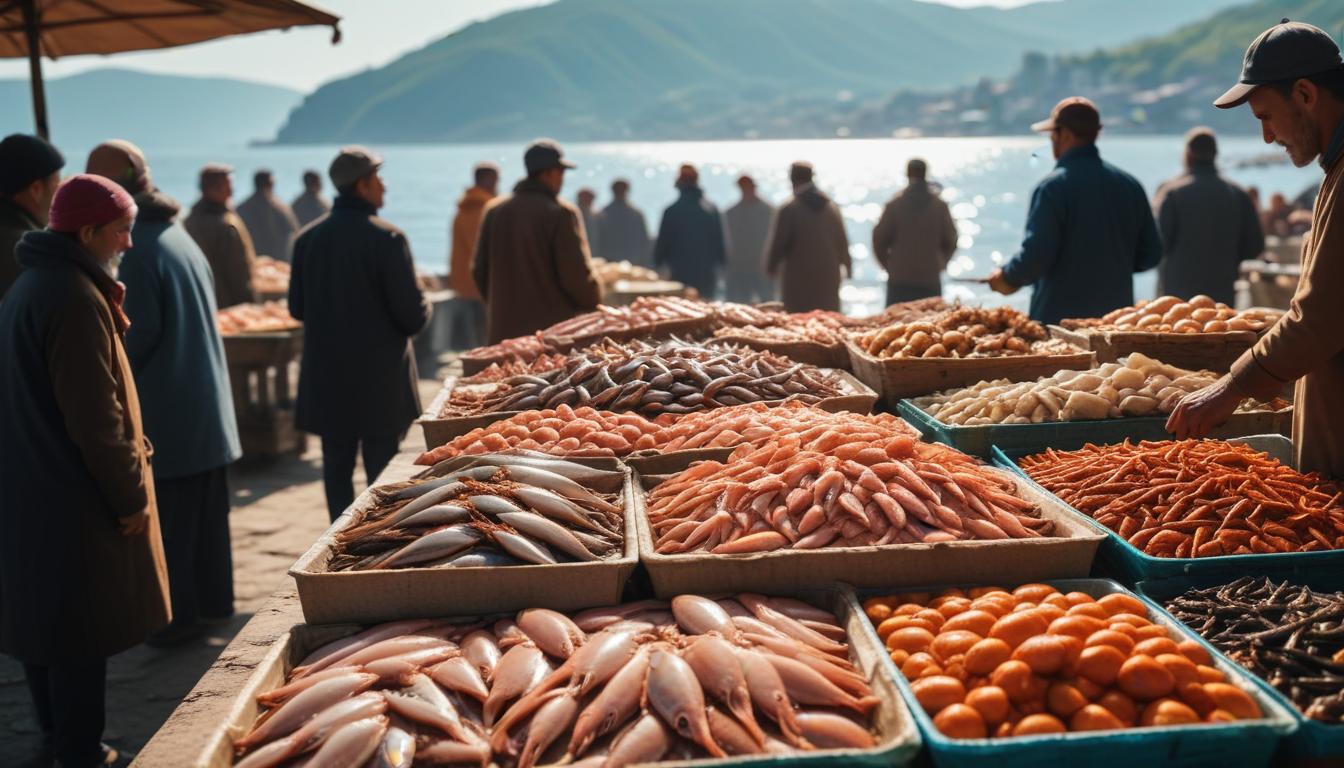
[914,354,1287,426]
[462,334,550,368]
[459,354,571,385]
[234,595,882,766]
[1162,577,1344,724]
[443,339,845,418]
[1062,295,1280,334]
[328,453,625,572]
[646,429,1053,554]
[416,402,915,465]
[713,300,954,349]
[864,583,1265,738]
[856,306,1078,360]
[541,296,713,346]
[591,257,662,286]
[217,300,300,335]
[253,256,291,295]
[1018,440,1344,558]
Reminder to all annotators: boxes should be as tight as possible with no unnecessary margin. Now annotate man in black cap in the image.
[986,97,1161,324]
[1153,127,1264,305]
[290,146,431,520]
[1169,19,1344,480]
[473,139,601,344]
[0,133,64,299]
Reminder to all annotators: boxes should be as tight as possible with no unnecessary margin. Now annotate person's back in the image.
[724,175,775,304]
[291,193,429,441]
[597,180,651,267]
[237,171,299,261]
[765,163,850,313]
[291,171,331,228]
[184,164,257,309]
[1154,129,1264,304]
[873,160,957,304]
[654,167,726,298]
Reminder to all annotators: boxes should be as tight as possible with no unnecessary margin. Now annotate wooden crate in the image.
[846,339,1095,404]
[1050,324,1257,372]
[223,329,305,458]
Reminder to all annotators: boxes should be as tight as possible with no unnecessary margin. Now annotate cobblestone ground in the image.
[0,373,449,767]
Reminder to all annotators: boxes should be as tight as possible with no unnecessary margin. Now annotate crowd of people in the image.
[0,17,1341,768]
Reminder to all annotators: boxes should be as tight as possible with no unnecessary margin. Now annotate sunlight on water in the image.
[97,136,1319,316]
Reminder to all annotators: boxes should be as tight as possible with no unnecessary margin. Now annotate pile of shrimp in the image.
[646,430,1052,555]
[1019,439,1344,558]
[232,596,881,767]
[415,402,915,465]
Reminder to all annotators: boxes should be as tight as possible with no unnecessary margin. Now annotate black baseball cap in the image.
[1215,19,1343,108]
[524,139,576,175]
[0,133,64,196]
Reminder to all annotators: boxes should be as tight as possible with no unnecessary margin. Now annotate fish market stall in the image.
[217,302,305,458]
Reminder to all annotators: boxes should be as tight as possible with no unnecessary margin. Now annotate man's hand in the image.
[119,508,150,536]
[1165,374,1245,439]
[986,268,1017,295]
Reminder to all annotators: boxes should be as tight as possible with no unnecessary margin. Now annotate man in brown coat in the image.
[185,164,258,309]
[448,163,498,348]
[872,158,958,304]
[764,162,851,312]
[0,174,170,766]
[1169,20,1344,479]
[473,140,602,343]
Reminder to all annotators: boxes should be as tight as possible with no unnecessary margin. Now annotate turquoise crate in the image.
[1136,573,1344,761]
[897,398,1290,460]
[849,578,1298,768]
[989,436,1344,586]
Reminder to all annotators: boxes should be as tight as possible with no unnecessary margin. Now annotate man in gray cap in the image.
[1169,19,1344,480]
[1153,127,1264,305]
[237,169,299,261]
[986,97,1161,324]
[290,146,430,520]
[473,139,601,344]
[0,133,64,299]
[184,163,259,308]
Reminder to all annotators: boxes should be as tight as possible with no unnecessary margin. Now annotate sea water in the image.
[92,136,1319,316]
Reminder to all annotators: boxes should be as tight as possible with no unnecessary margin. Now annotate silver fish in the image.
[494,510,601,561]
[375,525,482,569]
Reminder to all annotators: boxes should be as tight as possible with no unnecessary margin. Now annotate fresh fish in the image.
[304,716,386,768]
[395,502,473,530]
[681,634,765,745]
[428,656,489,702]
[796,711,878,749]
[235,672,378,749]
[645,649,725,757]
[341,635,453,669]
[370,726,415,768]
[737,647,808,748]
[381,673,480,745]
[483,642,550,727]
[415,739,490,767]
[256,665,362,707]
[517,689,581,768]
[671,594,741,640]
[375,525,482,569]
[511,486,614,534]
[490,527,558,565]
[517,608,586,659]
[460,630,501,682]
[292,620,438,678]
[567,647,650,759]
[495,510,602,561]
[604,713,674,768]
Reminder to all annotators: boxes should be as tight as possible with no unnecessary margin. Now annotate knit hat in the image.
[48,174,137,233]
[86,139,151,194]
[0,133,65,196]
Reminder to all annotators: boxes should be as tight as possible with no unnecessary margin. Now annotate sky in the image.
[0,0,1040,92]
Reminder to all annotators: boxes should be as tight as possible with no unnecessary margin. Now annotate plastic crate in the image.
[849,578,1297,768]
[1136,572,1344,761]
[990,436,1344,585]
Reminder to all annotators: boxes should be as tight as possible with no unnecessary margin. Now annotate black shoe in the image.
[145,621,206,648]
[52,742,125,768]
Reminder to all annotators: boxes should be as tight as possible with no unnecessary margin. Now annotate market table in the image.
[130,447,424,767]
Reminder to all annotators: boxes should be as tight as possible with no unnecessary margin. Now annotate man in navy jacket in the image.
[988,98,1161,324]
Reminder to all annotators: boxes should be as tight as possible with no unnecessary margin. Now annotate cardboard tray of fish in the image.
[289,452,639,625]
[418,339,879,449]
[211,588,921,768]
[629,433,1105,598]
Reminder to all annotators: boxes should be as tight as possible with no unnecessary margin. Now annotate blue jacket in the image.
[654,185,726,297]
[1003,145,1161,325]
[119,190,241,479]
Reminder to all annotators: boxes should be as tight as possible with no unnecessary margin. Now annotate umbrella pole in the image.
[21,0,49,141]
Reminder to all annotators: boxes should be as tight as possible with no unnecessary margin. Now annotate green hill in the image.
[274,0,1239,144]
[0,68,301,149]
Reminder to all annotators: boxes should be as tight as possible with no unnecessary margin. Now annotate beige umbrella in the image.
[0,0,341,139]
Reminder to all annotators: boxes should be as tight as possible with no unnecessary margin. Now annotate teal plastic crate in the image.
[990,436,1344,586]
[897,398,1290,459]
[1136,573,1344,761]
[849,578,1298,768]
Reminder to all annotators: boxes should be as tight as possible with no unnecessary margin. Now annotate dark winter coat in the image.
[1154,164,1265,305]
[290,194,430,440]
[0,230,171,663]
[765,185,851,313]
[119,189,241,479]
[0,198,39,299]
[653,186,726,297]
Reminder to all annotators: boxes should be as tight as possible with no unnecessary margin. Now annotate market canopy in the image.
[0,0,341,138]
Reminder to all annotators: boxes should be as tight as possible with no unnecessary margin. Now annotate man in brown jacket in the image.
[473,140,602,343]
[448,163,498,347]
[764,162,851,312]
[872,158,958,304]
[0,175,170,766]
[1169,20,1344,479]
[184,163,258,309]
